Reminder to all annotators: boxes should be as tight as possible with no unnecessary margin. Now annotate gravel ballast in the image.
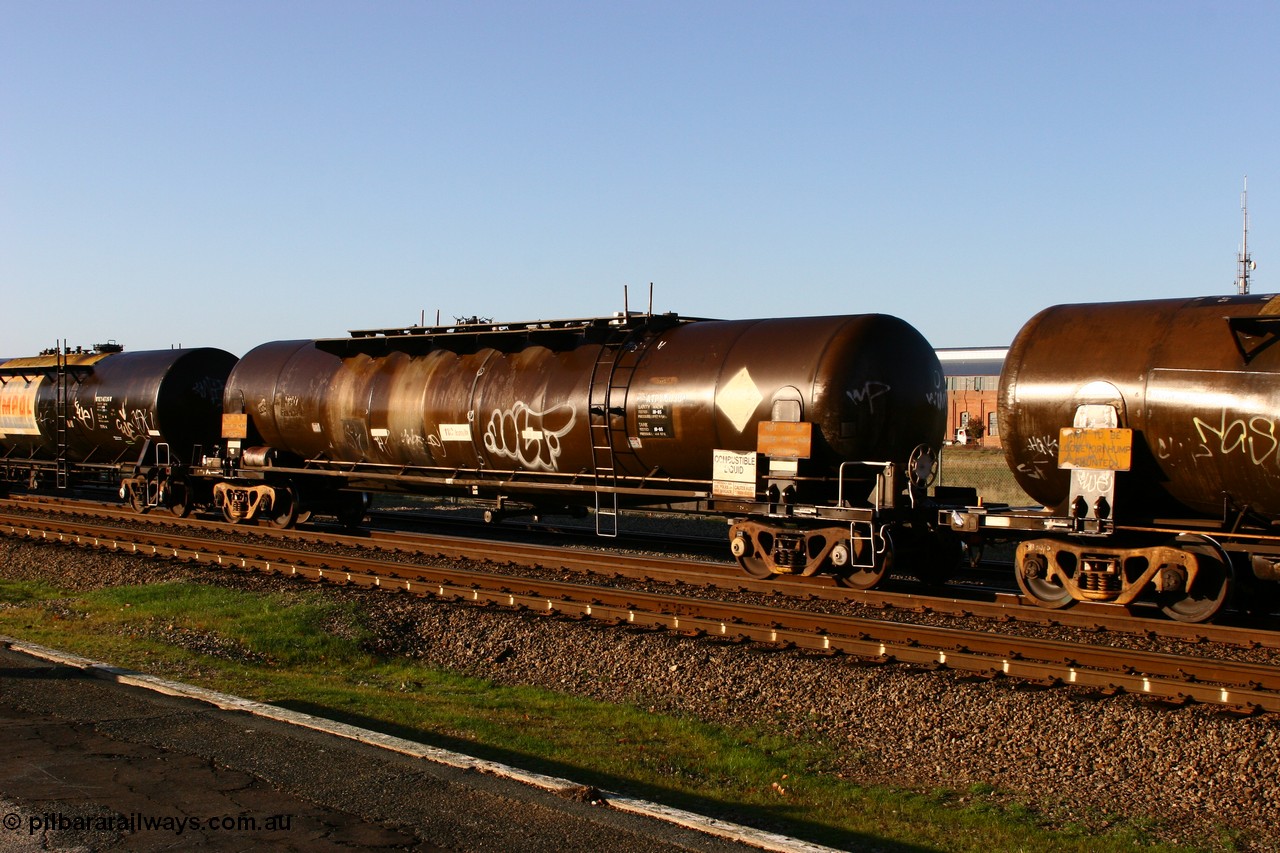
[2,536,1277,851]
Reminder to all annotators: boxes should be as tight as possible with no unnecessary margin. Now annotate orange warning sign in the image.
[757,421,812,459]
[1058,428,1132,471]
[222,413,248,440]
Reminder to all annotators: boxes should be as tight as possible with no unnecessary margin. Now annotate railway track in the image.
[5,495,1279,649]
[4,504,1280,714]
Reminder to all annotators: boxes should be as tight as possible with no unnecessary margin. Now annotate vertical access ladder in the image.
[54,344,69,490]
[586,327,647,536]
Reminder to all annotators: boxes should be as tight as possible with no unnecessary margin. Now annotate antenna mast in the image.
[1236,176,1255,294]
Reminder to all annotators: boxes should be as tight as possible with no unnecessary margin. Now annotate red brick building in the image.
[937,348,1007,449]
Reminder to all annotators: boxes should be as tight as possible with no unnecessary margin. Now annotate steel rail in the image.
[3,497,1277,652]
[3,512,1280,713]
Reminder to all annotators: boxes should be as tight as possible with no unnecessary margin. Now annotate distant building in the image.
[937,348,1007,448]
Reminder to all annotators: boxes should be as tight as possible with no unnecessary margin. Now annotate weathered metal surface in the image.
[0,348,236,465]
[224,313,946,492]
[1001,293,1280,520]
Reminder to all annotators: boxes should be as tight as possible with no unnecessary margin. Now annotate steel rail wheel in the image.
[1015,549,1074,609]
[265,487,299,529]
[1158,535,1234,623]
[832,529,891,590]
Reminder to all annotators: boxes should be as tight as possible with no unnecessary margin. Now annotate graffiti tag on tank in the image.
[483,402,576,471]
[1016,434,1060,481]
[1149,411,1280,473]
[341,420,368,455]
[1185,409,1280,468]
[846,381,891,413]
[114,404,155,443]
[191,377,226,405]
[925,370,947,411]
[1147,368,1280,473]
[72,398,95,430]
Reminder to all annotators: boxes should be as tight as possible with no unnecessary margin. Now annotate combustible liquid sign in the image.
[713,449,757,499]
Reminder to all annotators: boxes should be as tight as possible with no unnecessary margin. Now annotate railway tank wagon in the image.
[210,311,948,586]
[954,292,1280,622]
[0,344,237,510]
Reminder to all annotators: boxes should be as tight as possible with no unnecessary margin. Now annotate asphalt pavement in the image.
[0,639,840,852]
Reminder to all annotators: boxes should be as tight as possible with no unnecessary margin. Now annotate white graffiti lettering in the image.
[483,401,576,471]
[1012,434,1060,482]
[846,381,892,413]
[1155,433,1215,462]
[114,404,153,443]
[1072,468,1115,493]
[925,371,946,410]
[72,399,95,429]
[1015,462,1051,481]
[1025,434,1059,457]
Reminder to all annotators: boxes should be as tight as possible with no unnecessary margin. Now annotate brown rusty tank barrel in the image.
[1000,293,1280,519]
[225,313,946,484]
[0,347,237,465]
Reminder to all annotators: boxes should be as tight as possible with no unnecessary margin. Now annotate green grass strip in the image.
[0,577,1223,852]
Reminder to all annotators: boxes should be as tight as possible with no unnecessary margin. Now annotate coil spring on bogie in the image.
[771,534,807,570]
[1080,557,1120,593]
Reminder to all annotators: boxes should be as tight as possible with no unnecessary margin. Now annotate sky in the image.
[2,1,1277,357]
